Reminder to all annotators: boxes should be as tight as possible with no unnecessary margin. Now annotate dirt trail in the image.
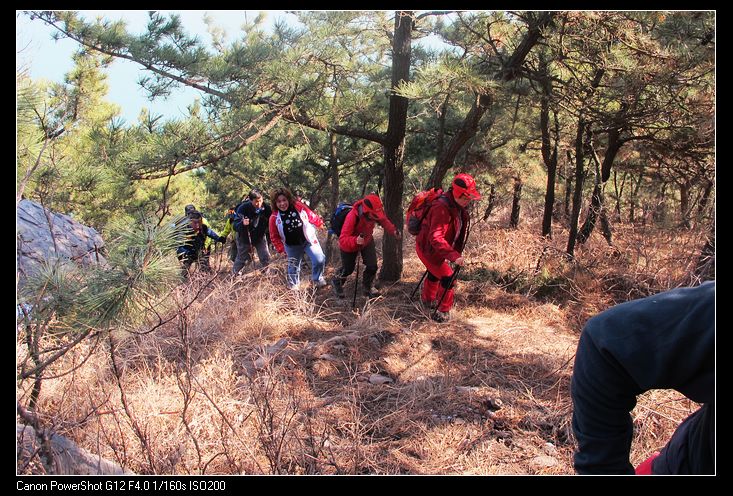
[226,252,581,474]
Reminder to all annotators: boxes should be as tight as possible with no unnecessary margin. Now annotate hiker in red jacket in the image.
[416,173,481,322]
[332,194,401,299]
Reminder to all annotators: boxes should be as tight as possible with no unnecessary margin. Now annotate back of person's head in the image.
[184,204,197,215]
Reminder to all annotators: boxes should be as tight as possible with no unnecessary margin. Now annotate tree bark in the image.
[599,200,613,245]
[325,133,340,266]
[510,176,523,228]
[482,184,496,221]
[379,11,413,282]
[652,181,668,224]
[539,55,557,238]
[564,150,573,221]
[679,179,692,229]
[566,119,588,257]
[629,171,644,224]
[613,170,627,222]
[577,183,602,244]
[566,68,604,256]
[600,128,623,183]
[692,220,715,283]
[696,178,713,223]
[429,92,492,189]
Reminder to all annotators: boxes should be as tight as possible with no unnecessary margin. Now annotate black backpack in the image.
[328,202,353,236]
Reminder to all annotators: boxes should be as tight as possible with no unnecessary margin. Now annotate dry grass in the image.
[17,217,711,474]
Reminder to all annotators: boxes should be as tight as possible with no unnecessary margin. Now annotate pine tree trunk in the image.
[613,170,627,222]
[653,182,668,224]
[564,150,573,220]
[510,177,523,228]
[697,179,713,223]
[379,11,413,282]
[429,93,491,189]
[482,184,496,221]
[566,119,587,257]
[600,203,613,245]
[679,180,692,229]
[692,221,715,282]
[325,134,339,266]
[629,171,644,224]
[539,56,557,238]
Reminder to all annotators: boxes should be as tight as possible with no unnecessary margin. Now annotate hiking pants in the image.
[416,246,456,312]
[335,241,378,290]
[232,233,271,274]
[177,246,211,276]
[228,238,238,262]
[283,241,325,288]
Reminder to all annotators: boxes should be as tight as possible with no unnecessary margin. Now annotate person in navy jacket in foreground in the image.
[571,281,714,474]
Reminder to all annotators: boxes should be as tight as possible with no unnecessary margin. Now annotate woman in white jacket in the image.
[268,187,327,290]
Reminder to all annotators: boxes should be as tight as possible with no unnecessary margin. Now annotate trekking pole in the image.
[352,252,361,310]
[245,220,255,269]
[410,270,428,299]
[432,264,462,320]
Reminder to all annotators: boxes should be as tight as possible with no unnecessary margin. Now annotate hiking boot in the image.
[431,310,450,323]
[364,287,382,299]
[314,277,328,288]
[331,277,345,298]
[420,299,437,311]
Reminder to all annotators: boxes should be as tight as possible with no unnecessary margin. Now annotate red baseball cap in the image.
[452,173,481,200]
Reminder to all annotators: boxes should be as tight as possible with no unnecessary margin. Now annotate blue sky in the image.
[16,10,296,124]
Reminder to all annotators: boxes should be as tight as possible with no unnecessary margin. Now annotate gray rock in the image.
[17,199,106,289]
[368,374,393,385]
[529,455,559,470]
[17,424,133,475]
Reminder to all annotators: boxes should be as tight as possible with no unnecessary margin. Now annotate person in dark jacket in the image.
[415,173,480,322]
[177,210,224,276]
[184,203,215,254]
[571,280,715,475]
[331,194,401,299]
[232,189,272,275]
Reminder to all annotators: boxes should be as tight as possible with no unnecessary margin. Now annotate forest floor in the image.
[18,215,705,475]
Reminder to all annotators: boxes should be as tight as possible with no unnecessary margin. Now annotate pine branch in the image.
[132,108,285,180]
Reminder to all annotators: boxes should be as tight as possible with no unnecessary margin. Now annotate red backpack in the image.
[405,188,446,235]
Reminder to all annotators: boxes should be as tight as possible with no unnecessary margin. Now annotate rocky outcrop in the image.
[16,199,106,288]
[17,424,133,475]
